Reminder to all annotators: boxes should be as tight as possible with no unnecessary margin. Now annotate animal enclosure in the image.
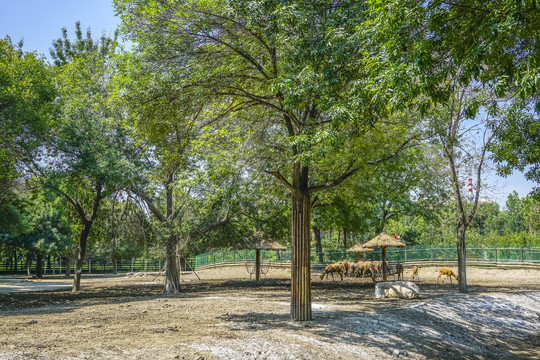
[0,266,539,360]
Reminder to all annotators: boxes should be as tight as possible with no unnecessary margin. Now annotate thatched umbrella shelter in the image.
[362,233,406,281]
[347,243,373,261]
[238,232,287,281]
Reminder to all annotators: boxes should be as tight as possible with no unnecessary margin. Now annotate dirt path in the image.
[0,266,539,359]
[0,275,74,293]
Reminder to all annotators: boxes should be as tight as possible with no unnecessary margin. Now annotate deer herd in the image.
[319,260,458,285]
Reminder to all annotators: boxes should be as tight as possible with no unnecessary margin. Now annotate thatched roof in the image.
[347,243,374,253]
[362,233,406,248]
[236,231,287,251]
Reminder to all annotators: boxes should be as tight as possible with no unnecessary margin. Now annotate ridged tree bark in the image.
[290,164,311,321]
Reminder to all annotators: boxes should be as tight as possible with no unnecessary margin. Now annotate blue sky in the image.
[0,1,120,59]
[1,1,535,207]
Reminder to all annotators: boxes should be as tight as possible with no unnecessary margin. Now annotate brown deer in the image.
[437,268,458,284]
[411,265,419,280]
[320,262,347,281]
[392,263,404,281]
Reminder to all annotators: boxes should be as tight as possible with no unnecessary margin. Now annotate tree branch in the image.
[366,135,418,165]
[308,166,359,194]
[130,187,167,223]
[265,170,294,192]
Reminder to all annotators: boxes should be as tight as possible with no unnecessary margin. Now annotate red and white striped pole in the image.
[467,178,473,199]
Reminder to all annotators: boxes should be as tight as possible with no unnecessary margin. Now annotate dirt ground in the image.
[0,265,539,360]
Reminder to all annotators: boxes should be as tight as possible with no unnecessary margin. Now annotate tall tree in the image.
[25,24,140,291]
[118,51,239,293]
[115,0,418,320]
[426,85,504,292]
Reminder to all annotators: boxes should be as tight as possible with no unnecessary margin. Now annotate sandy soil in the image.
[0,265,539,360]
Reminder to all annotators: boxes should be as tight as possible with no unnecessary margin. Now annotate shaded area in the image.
[1,271,539,360]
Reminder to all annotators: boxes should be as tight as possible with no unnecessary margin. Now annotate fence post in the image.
[495,248,498,263]
[404,249,407,263]
[89,259,92,274]
[520,248,524,263]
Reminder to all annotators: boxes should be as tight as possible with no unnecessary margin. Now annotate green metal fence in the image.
[195,246,540,268]
[194,249,290,268]
[3,247,537,275]
[0,258,172,275]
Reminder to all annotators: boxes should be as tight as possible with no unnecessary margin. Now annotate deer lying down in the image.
[437,268,458,284]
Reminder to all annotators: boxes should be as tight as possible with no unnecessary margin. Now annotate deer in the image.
[411,265,419,280]
[320,262,347,281]
[437,268,458,284]
[371,261,382,277]
[346,261,359,277]
[394,263,404,281]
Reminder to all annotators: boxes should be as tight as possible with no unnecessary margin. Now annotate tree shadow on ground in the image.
[1,275,538,360]
[220,299,540,360]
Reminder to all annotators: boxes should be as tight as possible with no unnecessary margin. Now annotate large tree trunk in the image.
[290,165,312,321]
[342,228,347,248]
[112,257,118,274]
[73,221,92,292]
[457,224,468,293]
[163,176,182,294]
[164,236,181,294]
